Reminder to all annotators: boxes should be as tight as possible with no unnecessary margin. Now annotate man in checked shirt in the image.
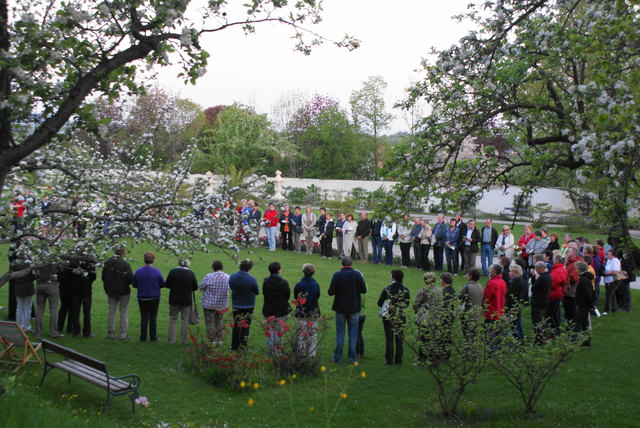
[199,260,230,345]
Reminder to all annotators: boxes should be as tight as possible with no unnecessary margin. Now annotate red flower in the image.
[298,298,307,305]
[229,323,235,328]
[277,332,284,337]
[278,319,285,326]
[283,324,290,332]
[267,315,276,322]
[292,300,300,306]
[307,321,314,327]
[265,331,272,338]
[189,334,197,344]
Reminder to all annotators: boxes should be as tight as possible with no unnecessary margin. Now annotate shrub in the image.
[184,332,276,391]
[491,323,586,414]
[286,187,307,204]
[257,300,330,376]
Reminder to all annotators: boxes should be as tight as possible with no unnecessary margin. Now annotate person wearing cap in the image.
[102,245,134,339]
[495,225,515,259]
[165,258,198,344]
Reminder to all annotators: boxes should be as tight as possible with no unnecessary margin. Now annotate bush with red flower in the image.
[184,330,276,391]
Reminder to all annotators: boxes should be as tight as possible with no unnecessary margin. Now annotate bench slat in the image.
[53,360,130,392]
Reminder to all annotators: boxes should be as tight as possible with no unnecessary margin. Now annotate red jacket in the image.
[566,255,582,288]
[549,263,567,301]
[484,276,507,320]
[518,233,534,258]
[263,209,279,227]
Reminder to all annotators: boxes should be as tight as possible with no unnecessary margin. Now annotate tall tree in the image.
[0,0,359,196]
[350,75,394,173]
[392,0,639,250]
[193,104,294,175]
[299,106,368,179]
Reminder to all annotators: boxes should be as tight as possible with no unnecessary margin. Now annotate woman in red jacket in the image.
[546,254,567,331]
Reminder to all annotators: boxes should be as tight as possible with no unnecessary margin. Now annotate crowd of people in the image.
[4,197,637,364]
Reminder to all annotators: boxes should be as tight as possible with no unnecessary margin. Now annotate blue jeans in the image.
[481,244,493,274]
[334,312,359,363]
[383,239,394,265]
[371,236,383,263]
[265,227,276,250]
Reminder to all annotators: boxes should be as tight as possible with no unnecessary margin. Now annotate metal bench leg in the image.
[39,365,53,387]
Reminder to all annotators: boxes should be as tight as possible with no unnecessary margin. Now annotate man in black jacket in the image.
[320,212,335,259]
[355,211,372,263]
[530,261,551,344]
[165,258,198,344]
[103,245,133,339]
[461,219,481,273]
[480,218,499,275]
[328,256,367,363]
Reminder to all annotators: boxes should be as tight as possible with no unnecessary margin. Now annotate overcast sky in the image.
[155,0,476,133]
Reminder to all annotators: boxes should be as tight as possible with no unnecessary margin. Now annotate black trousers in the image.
[563,295,576,324]
[383,319,404,364]
[399,243,411,267]
[575,307,591,345]
[281,230,293,250]
[604,281,620,313]
[420,244,431,270]
[531,307,546,344]
[356,315,366,356]
[138,299,160,341]
[231,307,254,351]
[70,288,92,337]
[412,241,422,269]
[321,236,333,258]
[545,299,561,330]
[58,292,77,333]
[433,245,444,270]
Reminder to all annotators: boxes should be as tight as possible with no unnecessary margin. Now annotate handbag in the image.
[379,299,390,318]
[615,270,628,281]
[188,291,200,325]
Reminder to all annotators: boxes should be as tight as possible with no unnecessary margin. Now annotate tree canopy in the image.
[0,0,358,194]
[391,0,639,245]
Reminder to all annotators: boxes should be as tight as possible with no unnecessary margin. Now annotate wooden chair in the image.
[0,321,42,371]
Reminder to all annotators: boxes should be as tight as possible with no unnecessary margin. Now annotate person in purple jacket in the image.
[133,252,165,342]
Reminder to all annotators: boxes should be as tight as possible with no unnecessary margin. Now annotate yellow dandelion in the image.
[309,406,316,412]
[253,382,260,390]
[278,379,286,386]
[248,398,255,407]
[360,371,367,378]
[240,381,247,388]
[320,366,327,373]
[291,374,297,379]
[353,361,359,367]
[340,392,347,399]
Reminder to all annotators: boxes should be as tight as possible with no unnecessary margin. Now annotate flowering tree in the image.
[392,0,639,247]
[0,0,359,195]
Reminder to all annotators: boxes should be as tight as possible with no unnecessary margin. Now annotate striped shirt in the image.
[199,271,230,310]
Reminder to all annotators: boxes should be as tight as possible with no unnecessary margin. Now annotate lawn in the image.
[1,234,639,427]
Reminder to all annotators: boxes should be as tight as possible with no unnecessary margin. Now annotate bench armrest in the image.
[113,374,141,389]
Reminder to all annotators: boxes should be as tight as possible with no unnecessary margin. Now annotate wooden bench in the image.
[39,339,141,413]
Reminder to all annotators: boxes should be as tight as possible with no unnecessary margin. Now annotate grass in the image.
[0,231,639,427]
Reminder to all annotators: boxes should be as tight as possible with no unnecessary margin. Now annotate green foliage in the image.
[286,187,307,204]
[299,107,370,179]
[184,330,277,391]
[530,203,551,229]
[492,323,586,414]
[193,105,295,174]
[392,0,640,247]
